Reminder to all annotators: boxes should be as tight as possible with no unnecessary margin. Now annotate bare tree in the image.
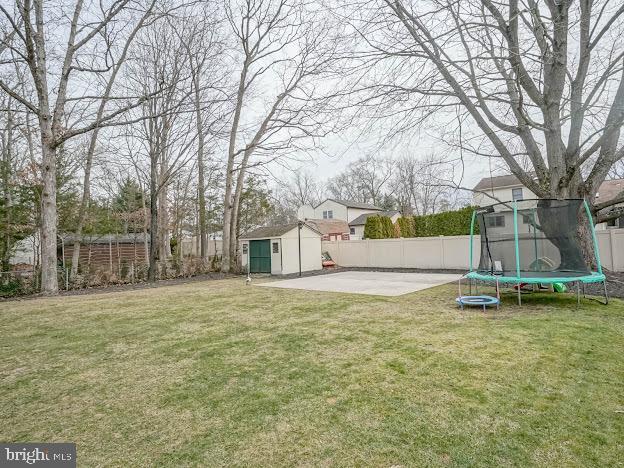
[0,0,161,293]
[325,172,367,203]
[266,169,323,222]
[69,0,158,278]
[221,0,342,272]
[0,94,18,271]
[326,154,394,205]
[392,154,457,215]
[180,9,231,261]
[344,0,624,257]
[609,160,624,179]
[126,14,198,282]
[284,169,323,207]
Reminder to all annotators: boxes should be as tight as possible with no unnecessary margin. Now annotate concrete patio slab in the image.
[258,271,462,296]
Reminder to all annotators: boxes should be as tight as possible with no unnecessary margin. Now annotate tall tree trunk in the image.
[193,71,207,260]
[221,179,234,273]
[158,184,170,260]
[197,156,207,260]
[70,137,96,277]
[1,105,13,273]
[228,149,252,271]
[40,130,58,294]
[222,62,249,273]
[147,148,158,283]
[535,199,593,271]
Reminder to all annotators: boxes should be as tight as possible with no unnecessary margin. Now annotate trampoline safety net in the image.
[475,199,595,278]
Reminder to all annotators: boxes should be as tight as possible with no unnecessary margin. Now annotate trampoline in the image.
[456,295,500,311]
[460,199,607,305]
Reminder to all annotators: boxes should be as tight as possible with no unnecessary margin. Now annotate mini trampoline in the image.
[460,199,607,305]
[456,295,499,311]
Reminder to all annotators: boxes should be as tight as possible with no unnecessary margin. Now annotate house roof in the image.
[474,173,624,205]
[305,218,350,234]
[349,210,401,226]
[473,173,527,191]
[595,179,624,205]
[240,222,321,239]
[315,198,382,210]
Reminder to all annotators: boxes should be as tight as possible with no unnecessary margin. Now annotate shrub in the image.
[393,221,402,238]
[396,216,416,237]
[364,215,382,239]
[381,216,396,238]
[413,206,479,237]
[0,277,27,298]
[364,215,395,239]
[363,215,400,239]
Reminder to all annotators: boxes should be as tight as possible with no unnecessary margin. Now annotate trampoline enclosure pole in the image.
[514,201,522,306]
[583,200,603,275]
[532,211,538,270]
[513,201,520,279]
[469,210,477,272]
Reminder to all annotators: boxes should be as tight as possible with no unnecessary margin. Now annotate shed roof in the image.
[240,222,321,239]
[349,210,400,226]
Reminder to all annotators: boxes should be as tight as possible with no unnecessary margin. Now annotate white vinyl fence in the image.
[181,238,223,257]
[322,228,624,272]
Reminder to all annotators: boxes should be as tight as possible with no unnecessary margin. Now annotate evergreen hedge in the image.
[363,215,397,239]
[396,216,416,237]
[363,208,477,239]
[412,206,478,237]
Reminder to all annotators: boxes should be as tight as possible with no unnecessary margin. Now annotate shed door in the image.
[249,240,271,273]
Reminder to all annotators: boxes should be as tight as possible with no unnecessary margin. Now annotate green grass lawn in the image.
[1,278,623,466]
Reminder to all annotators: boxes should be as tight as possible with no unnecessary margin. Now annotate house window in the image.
[323,210,333,219]
[272,242,279,253]
[607,218,617,228]
[350,227,355,235]
[522,214,534,224]
[512,187,523,201]
[242,244,248,254]
[486,215,505,228]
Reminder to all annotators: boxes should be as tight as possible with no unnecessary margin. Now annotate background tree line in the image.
[2,0,624,293]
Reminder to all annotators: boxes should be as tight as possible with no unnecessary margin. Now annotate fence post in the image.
[609,228,615,271]
[439,236,445,269]
[109,237,113,273]
[401,238,406,268]
[336,240,342,266]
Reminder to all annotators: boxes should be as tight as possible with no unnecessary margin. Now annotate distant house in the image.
[348,210,401,240]
[297,199,383,224]
[473,174,624,229]
[8,233,39,269]
[305,219,351,241]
